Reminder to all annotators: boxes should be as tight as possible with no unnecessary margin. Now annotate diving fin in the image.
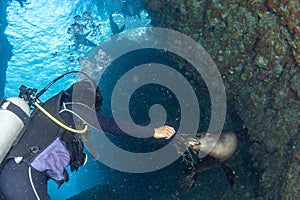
[221,162,236,188]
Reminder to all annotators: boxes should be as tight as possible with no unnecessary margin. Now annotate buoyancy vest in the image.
[7,91,86,171]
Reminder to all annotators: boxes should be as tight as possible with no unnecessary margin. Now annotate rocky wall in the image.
[142,0,300,199]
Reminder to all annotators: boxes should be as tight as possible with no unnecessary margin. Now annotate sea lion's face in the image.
[186,131,237,162]
[187,133,218,153]
[187,137,201,150]
[186,132,216,151]
[186,133,201,150]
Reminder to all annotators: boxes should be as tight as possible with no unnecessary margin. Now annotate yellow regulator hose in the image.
[34,101,88,134]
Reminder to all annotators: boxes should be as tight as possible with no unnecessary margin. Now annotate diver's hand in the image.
[153,125,175,139]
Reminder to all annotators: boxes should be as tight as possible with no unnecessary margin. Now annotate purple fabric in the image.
[31,137,70,181]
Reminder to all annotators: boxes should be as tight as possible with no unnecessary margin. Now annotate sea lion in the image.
[188,131,237,162]
[179,131,237,194]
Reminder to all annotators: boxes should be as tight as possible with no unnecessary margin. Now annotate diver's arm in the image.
[60,103,174,139]
[97,113,153,137]
[97,114,175,139]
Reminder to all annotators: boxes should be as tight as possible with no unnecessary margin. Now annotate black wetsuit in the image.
[0,91,153,200]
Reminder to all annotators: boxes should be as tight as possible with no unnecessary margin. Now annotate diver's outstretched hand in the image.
[153,125,175,139]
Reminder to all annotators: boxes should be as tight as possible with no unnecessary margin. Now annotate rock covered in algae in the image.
[142,0,300,199]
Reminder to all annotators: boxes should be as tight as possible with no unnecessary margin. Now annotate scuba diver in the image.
[0,71,175,200]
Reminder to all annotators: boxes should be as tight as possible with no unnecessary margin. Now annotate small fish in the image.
[74,32,97,48]
[109,14,125,36]
[83,11,92,21]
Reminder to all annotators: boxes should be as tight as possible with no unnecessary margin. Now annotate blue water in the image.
[4,0,151,199]
[4,0,150,98]
[2,1,248,199]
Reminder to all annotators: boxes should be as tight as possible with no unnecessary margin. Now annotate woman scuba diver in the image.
[0,71,175,200]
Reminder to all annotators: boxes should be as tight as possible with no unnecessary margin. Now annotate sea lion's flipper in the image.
[178,169,198,194]
[179,156,218,194]
[221,162,236,188]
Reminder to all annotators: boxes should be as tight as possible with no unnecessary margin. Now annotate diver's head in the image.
[65,79,102,112]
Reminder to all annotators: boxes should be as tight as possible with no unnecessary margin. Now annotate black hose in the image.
[35,71,96,99]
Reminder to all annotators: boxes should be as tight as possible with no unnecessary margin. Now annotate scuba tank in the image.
[0,71,94,165]
[0,97,30,164]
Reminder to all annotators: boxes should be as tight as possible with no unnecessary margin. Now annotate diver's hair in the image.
[65,79,102,112]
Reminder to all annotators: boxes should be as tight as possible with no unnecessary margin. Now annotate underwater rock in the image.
[143,0,300,199]
[290,71,300,98]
